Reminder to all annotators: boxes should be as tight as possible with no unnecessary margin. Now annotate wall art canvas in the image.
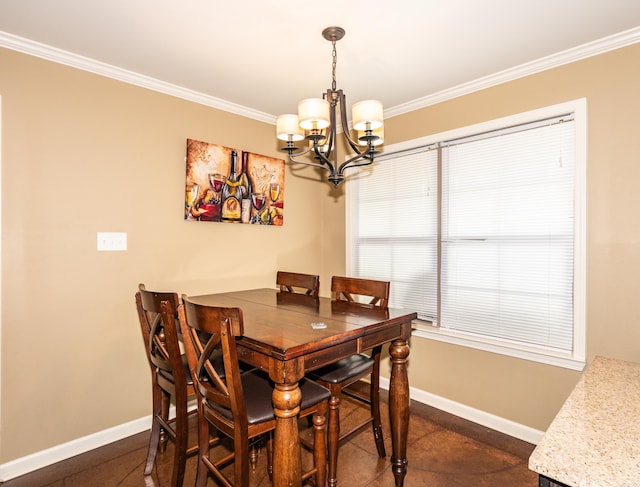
[185,139,285,225]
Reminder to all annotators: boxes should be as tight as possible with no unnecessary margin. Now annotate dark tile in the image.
[2,390,537,487]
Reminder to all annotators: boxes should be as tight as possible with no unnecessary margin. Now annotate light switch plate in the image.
[97,232,127,251]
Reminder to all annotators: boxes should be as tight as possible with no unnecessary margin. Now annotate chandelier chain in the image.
[331,39,337,92]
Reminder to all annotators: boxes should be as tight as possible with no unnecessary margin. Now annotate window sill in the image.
[411,321,585,371]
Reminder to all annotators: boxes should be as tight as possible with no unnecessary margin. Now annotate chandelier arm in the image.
[327,128,337,159]
[343,157,375,169]
[338,150,375,174]
[311,142,334,168]
[323,89,337,158]
[343,132,367,157]
[287,151,333,172]
[336,89,365,154]
[282,142,315,159]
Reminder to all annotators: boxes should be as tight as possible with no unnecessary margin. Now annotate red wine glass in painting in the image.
[251,192,266,223]
[209,173,226,202]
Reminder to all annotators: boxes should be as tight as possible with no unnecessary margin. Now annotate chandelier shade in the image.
[276,114,304,142]
[276,26,384,187]
[297,98,331,130]
[352,100,384,131]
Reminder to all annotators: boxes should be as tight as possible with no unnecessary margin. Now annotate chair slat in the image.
[277,271,320,297]
[331,276,389,308]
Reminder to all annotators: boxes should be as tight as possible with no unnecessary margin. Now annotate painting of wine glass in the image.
[184,138,285,225]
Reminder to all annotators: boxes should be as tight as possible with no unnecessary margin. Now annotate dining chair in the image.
[276,271,320,297]
[176,295,330,487]
[276,289,320,310]
[135,283,196,487]
[308,276,390,487]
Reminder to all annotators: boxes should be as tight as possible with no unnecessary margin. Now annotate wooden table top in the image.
[188,288,417,361]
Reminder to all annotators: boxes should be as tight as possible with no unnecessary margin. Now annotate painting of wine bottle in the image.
[184,138,285,226]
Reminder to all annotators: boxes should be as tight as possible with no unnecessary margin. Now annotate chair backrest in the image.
[135,283,185,389]
[331,276,390,308]
[277,271,320,297]
[177,295,247,432]
[276,290,320,309]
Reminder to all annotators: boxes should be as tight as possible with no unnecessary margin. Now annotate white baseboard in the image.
[379,376,544,445]
[0,385,543,482]
[0,415,152,482]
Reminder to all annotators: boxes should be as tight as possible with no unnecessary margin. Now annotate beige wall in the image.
[1,41,639,464]
[0,47,327,462]
[345,43,640,431]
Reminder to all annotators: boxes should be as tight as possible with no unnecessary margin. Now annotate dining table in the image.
[188,287,417,487]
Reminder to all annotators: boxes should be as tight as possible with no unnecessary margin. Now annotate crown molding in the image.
[385,26,640,119]
[0,31,274,124]
[2,27,639,124]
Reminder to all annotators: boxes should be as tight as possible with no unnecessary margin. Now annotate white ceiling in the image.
[1,1,639,123]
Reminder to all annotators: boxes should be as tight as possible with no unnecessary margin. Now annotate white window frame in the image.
[346,99,587,370]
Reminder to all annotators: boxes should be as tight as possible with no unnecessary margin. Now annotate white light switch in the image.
[97,232,127,251]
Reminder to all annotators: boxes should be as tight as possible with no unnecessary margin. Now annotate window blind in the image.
[349,147,438,320]
[440,118,575,351]
[348,113,577,355]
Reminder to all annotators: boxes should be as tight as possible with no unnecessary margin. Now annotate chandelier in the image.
[276,26,384,187]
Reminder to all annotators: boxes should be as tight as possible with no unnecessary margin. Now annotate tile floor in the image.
[2,391,539,486]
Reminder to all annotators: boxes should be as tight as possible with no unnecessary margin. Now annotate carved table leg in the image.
[389,338,410,487]
[326,393,340,487]
[271,380,302,487]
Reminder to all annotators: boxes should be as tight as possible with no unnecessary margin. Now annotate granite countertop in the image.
[529,355,640,486]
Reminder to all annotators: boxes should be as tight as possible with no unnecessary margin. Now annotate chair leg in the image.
[312,408,328,487]
[249,442,260,470]
[144,382,163,475]
[266,433,273,481]
[370,348,386,458]
[233,430,251,487]
[159,390,170,452]
[171,392,189,487]
[195,405,211,487]
[326,390,341,487]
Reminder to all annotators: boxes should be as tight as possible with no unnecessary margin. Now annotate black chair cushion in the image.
[208,371,330,425]
[308,353,374,384]
[157,354,195,386]
[158,349,254,386]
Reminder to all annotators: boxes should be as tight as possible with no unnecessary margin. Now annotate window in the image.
[347,100,586,369]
